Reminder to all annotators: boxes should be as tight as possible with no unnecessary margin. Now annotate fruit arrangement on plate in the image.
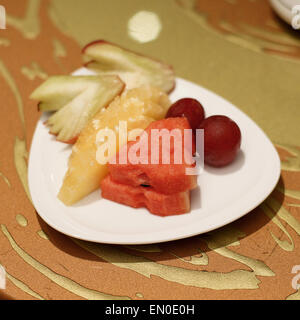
[30,41,242,217]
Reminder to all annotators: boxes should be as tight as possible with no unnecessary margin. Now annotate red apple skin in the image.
[59,136,78,145]
[82,39,112,54]
[45,127,78,144]
[198,115,241,167]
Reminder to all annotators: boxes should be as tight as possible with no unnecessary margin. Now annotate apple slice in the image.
[30,75,125,143]
[82,40,175,93]
[30,76,99,111]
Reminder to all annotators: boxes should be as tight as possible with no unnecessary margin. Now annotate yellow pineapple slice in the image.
[58,86,171,205]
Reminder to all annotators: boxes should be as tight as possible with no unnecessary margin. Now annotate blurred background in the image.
[40,0,300,145]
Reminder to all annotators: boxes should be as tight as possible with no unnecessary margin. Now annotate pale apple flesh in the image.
[31,76,102,111]
[82,40,176,94]
[30,75,125,143]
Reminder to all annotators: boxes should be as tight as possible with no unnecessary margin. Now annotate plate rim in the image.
[269,0,294,25]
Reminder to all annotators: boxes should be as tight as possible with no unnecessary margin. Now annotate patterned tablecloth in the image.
[0,0,300,300]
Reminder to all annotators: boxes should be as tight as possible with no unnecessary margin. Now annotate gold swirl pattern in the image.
[6,0,41,39]
[261,203,294,252]
[21,62,48,81]
[0,172,11,187]
[53,38,67,59]
[170,250,209,266]
[0,37,10,47]
[286,289,300,300]
[280,188,300,201]
[267,197,300,236]
[14,138,32,203]
[5,270,45,300]
[0,60,26,133]
[52,38,67,71]
[16,214,28,228]
[73,239,261,290]
[203,227,275,277]
[288,204,300,208]
[37,230,49,240]
[1,225,130,300]
[276,144,300,172]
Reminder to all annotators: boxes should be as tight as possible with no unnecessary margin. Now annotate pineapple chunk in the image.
[58,86,171,205]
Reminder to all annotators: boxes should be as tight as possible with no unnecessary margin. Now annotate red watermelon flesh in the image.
[109,117,198,195]
[101,175,191,216]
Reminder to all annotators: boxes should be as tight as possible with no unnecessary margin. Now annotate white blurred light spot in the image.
[128,11,162,43]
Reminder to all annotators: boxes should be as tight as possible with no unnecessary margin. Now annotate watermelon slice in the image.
[108,117,198,195]
[100,118,198,216]
[101,175,190,217]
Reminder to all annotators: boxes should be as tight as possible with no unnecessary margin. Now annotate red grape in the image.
[166,98,205,131]
[198,115,241,167]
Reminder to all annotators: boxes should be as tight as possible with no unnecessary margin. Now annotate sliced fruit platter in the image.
[28,41,280,244]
